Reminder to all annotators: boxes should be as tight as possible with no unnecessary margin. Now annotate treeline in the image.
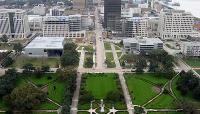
[176,71,200,100]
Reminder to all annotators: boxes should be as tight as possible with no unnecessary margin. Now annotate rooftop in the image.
[123,37,163,45]
[0,9,25,13]
[25,37,64,49]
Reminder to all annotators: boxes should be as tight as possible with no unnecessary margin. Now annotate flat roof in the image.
[123,37,163,45]
[25,37,64,49]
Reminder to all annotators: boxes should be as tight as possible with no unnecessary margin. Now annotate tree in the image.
[193,85,200,100]
[4,84,46,110]
[41,65,50,72]
[63,42,77,51]
[148,60,159,72]
[0,35,8,43]
[13,43,23,53]
[60,52,79,67]
[85,57,93,68]
[106,91,123,102]
[22,63,35,73]
[135,57,147,73]
[1,57,14,67]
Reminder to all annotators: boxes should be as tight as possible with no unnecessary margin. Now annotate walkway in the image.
[111,43,121,69]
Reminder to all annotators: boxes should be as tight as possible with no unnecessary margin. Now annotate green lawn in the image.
[0,43,13,50]
[32,112,57,114]
[106,52,116,68]
[124,73,169,105]
[195,70,200,75]
[79,73,126,110]
[77,112,89,114]
[11,56,60,68]
[104,42,111,50]
[117,52,122,58]
[184,58,200,67]
[0,99,7,110]
[146,94,177,109]
[78,45,93,52]
[35,101,59,110]
[147,112,184,114]
[114,45,121,50]
[26,73,58,87]
[84,73,117,99]
[47,81,65,104]
[115,111,129,114]
[172,76,200,107]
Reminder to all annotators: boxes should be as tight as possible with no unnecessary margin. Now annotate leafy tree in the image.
[0,35,8,43]
[1,57,14,67]
[106,91,123,102]
[22,63,35,73]
[13,43,23,53]
[85,57,93,68]
[60,52,79,67]
[193,85,200,100]
[4,84,46,110]
[41,65,50,72]
[135,57,147,73]
[148,60,159,72]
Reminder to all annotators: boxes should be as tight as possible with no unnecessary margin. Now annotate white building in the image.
[68,14,82,32]
[124,17,149,38]
[28,15,43,31]
[0,9,30,39]
[49,6,65,16]
[182,42,200,57]
[123,37,163,53]
[33,4,46,16]
[158,10,196,40]
[24,37,64,57]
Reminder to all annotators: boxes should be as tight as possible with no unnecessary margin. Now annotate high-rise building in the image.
[0,9,30,39]
[158,10,195,39]
[49,6,65,16]
[104,0,121,31]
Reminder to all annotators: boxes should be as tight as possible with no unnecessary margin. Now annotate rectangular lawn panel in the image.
[125,75,157,105]
[85,73,117,99]
[35,101,59,110]
[114,45,121,50]
[104,42,111,50]
[106,52,116,68]
[184,58,200,67]
[146,94,177,109]
[147,112,184,114]
[32,112,57,114]
[47,81,65,104]
[11,56,60,68]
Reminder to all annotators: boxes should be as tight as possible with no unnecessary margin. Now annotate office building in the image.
[104,0,121,31]
[24,37,64,57]
[123,37,163,53]
[182,42,200,57]
[68,14,82,32]
[124,17,149,37]
[49,6,65,16]
[158,10,195,40]
[33,4,46,16]
[28,15,43,31]
[0,9,30,39]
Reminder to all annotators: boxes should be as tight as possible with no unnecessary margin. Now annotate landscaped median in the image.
[105,52,116,68]
[78,73,127,113]
[104,42,111,50]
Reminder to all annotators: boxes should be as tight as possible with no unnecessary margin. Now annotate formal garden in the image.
[184,57,200,68]
[104,42,111,50]
[78,73,128,114]
[105,52,116,68]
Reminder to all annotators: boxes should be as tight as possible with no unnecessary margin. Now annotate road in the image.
[94,7,105,70]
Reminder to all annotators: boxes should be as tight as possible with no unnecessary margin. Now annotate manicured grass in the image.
[79,73,126,110]
[32,112,57,114]
[0,43,13,50]
[78,45,93,52]
[147,112,184,114]
[184,58,200,67]
[124,73,169,105]
[114,45,121,50]
[117,52,122,58]
[47,81,65,104]
[146,94,177,109]
[11,56,60,68]
[195,70,200,75]
[35,101,59,110]
[115,111,129,114]
[26,73,58,87]
[172,76,200,107]
[84,73,117,99]
[77,112,89,114]
[106,52,116,68]
[104,42,111,50]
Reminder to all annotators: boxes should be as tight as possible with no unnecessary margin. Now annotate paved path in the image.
[118,72,134,114]
[111,43,121,69]
[71,72,82,114]
[78,49,85,69]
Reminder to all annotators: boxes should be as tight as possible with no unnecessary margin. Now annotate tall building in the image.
[0,9,30,39]
[104,0,121,31]
[33,4,46,16]
[68,15,82,32]
[158,10,195,40]
[49,6,65,16]
[124,17,148,37]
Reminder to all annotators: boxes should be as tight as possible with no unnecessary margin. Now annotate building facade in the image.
[182,42,200,57]
[0,9,30,39]
[158,10,195,40]
[123,37,163,53]
[104,0,121,31]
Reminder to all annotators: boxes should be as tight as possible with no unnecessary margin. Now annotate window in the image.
[29,53,32,55]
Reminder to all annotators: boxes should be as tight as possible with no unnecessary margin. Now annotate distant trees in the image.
[0,35,8,43]
[135,56,147,73]
[22,63,35,73]
[60,42,79,67]
[41,65,50,72]
[0,69,18,97]
[13,43,23,53]
[176,71,200,101]
[4,84,46,110]
[1,57,14,67]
